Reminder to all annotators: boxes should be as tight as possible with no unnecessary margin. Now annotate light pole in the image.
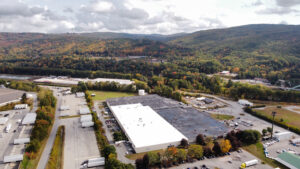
[271,111,276,139]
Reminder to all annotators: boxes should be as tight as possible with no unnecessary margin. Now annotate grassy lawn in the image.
[59,115,81,119]
[45,126,65,169]
[243,143,288,169]
[88,90,136,101]
[254,106,300,129]
[126,149,164,160]
[210,113,234,120]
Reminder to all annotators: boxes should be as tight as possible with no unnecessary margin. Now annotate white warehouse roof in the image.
[22,113,37,125]
[110,103,188,153]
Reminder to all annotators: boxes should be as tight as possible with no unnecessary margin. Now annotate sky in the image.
[0,0,299,34]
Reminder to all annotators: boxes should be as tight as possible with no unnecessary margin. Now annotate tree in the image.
[175,149,187,163]
[212,142,222,155]
[102,145,116,159]
[180,138,189,148]
[147,152,160,167]
[219,139,232,153]
[267,127,272,134]
[142,154,150,169]
[21,93,27,103]
[237,130,261,145]
[196,134,206,146]
[262,129,267,136]
[187,145,203,159]
[203,146,213,157]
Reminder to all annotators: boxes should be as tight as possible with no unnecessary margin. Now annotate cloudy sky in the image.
[0,0,299,34]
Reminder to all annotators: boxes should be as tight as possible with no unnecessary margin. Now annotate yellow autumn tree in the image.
[220,139,232,153]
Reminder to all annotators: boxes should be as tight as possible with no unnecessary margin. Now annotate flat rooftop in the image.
[107,95,229,140]
[0,88,23,105]
[34,77,133,85]
[110,103,187,149]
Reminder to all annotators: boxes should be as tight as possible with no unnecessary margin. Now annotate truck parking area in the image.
[170,150,273,169]
[51,87,101,169]
[0,109,33,169]
[63,118,101,169]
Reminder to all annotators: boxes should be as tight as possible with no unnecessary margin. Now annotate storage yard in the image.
[47,87,101,169]
[107,95,229,141]
[0,88,24,106]
[0,107,35,169]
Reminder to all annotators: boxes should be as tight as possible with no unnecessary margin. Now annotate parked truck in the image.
[81,121,94,128]
[80,157,105,168]
[3,154,23,163]
[240,159,258,168]
[5,123,11,133]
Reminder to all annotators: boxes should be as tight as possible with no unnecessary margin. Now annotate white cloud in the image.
[0,0,299,34]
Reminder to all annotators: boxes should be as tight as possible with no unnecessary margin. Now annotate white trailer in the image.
[80,115,92,123]
[81,121,94,128]
[14,138,30,145]
[5,123,11,133]
[274,132,292,141]
[0,117,9,125]
[87,157,105,167]
[3,154,23,163]
[241,159,258,168]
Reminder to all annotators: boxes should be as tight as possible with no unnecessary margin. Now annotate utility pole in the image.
[271,111,276,139]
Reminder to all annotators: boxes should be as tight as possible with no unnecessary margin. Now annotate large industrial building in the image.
[109,103,187,153]
[107,95,229,141]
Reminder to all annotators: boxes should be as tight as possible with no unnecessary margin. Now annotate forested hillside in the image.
[0,24,299,85]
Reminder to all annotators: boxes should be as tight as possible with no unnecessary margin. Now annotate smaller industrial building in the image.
[109,103,188,153]
[22,113,37,125]
[275,152,300,169]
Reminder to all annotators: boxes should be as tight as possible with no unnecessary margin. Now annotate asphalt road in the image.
[36,88,62,169]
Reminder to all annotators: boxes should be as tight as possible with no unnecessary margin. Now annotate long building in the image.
[109,103,188,153]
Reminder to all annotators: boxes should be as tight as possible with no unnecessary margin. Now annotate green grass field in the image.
[210,113,234,120]
[254,107,300,129]
[46,126,65,169]
[88,90,136,101]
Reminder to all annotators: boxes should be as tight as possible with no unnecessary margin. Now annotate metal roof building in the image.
[22,113,37,125]
[109,103,188,153]
[275,152,300,169]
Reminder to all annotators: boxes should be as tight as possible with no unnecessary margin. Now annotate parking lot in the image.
[63,118,101,169]
[0,108,34,169]
[0,88,24,106]
[171,150,273,169]
[47,87,102,169]
[59,93,87,117]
